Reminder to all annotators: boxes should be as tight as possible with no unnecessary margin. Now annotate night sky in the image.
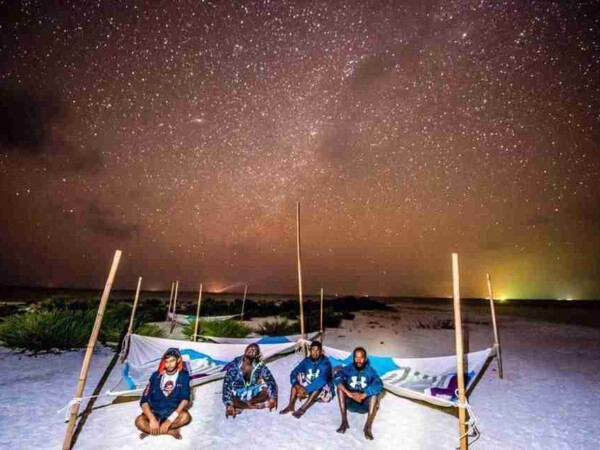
[1,1,599,299]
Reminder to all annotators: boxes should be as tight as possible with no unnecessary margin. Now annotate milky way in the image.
[1,1,599,298]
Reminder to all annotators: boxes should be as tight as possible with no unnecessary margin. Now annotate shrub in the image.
[0,303,22,318]
[257,318,299,336]
[182,319,251,339]
[0,307,129,353]
[304,309,343,331]
[413,319,454,330]
[134,323,163,337]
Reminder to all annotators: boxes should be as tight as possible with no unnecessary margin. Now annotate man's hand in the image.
[297,385,307,399]
[226,405,236,418]
[355,392,367,403]
[268,398,277,411]
[159,420,172,434]
[348,391,362,402]
[149,417,160,435]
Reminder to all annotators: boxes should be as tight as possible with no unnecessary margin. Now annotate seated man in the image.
[222,343,278,418]
[334,347,383,440]
[280,340,334,418]
[135,348,192,440]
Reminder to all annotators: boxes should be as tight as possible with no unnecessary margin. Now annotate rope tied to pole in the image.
[57,393,107,421]
[118,332,131,362]
[455,390,481,448]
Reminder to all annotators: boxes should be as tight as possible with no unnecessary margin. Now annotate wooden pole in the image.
[126,277,143,335]
[120,276,142,362]
[193,283,203,342]
[169,280,179,334]
[63,250,122,450]
[452,253,468,450]
[486,273,503,379]
[320,287,324,338]
[241,284,248,321]
[166,281,175,321]
[296,202,306,345]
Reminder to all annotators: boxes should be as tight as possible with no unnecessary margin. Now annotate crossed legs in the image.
[135,411,191,440]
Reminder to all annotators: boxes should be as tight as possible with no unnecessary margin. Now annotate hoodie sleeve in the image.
[140,372,156,406]
[333,363,349,387]
[179,371,191,403]
[290,358,306,386]
[259,363,278,401]
[363,367,383,397]
[305,358,332,394]
[222,366,236,406]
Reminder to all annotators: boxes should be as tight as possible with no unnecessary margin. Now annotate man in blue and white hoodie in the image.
[222,343,278,418]
[334,347,383,440]
[135,347,191,440]
[280,340,334,418]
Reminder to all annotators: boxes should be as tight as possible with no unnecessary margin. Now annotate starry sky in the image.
[1,0,599,299]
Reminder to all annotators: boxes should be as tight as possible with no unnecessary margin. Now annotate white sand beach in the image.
[1,304,599,449]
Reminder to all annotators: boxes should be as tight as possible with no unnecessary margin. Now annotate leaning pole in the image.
[296,202,306,349]
[241,284,248,321]
[320,287,324,341]
[63,250,122,450]
[169,280,179,334]
[452,253,468,450]
[486,273,503,379]
[193,283,203,342]
[165,281,175,321]
[120,276,142,362]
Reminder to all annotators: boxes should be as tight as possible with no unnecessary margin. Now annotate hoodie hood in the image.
[158,347,183,374]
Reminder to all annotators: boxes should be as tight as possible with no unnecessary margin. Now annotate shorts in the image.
[298,377,334,403]
[233,382,271,402]
[345,396,371,414]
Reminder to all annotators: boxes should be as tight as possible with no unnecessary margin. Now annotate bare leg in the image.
[135,414,151,439]
[162,411,192,439]
[336,385,349,433]
[280,385,299,414]
[233,390,270,410]
[293,389,321,418]
[363,396,379,440]
[170,410,192,429]
[249,389,270,407]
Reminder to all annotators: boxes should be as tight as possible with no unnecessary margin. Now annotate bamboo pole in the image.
[452,253,468,450]
[320,287,324,339]
[241,284,248,321]
[63,250,122,450]
[296,202,306,347]
[169,280,179,334]
[486,273,503,379]
[193,283,203,342]
[166,281,175,321]
[127,277,143,335]
[120,276,142,362]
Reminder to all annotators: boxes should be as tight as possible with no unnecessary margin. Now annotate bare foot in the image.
[139,432,149,440]
[169,429,182,440]
[336,421,349,434]
[364,427,374,440]
[279,405,295,415]
[292,408,306,419]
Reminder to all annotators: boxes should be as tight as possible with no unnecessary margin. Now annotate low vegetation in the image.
[257,318,299,336]
[182,319,251,339]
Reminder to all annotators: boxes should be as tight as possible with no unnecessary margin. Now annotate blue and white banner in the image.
[110,334,297,396]
[322,344,494,407]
